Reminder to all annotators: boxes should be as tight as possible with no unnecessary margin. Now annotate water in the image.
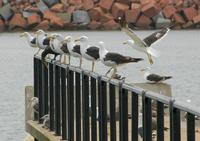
[0,30,200,140]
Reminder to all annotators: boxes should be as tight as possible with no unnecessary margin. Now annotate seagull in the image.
[41,114,50,129]
[31,97,38,114]
[74,36,100,71]
[98,41,143,78]
[140,67,172,83]
[121,23,170,64]
[20,32,37,48]
[35,30,51,55]
[61,36,82,67]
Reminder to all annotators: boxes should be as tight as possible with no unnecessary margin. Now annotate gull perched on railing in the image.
[31,97,38,114]
[41,114,50,129]
[75,36,100,72]
[35,30,51,55]
[20,32,37,48]
[61,36,82,67]
[140,67,172,83]
[98,41,143,78]
[121,22,170,64]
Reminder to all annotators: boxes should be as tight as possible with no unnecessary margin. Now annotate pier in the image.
[25,56,200,141]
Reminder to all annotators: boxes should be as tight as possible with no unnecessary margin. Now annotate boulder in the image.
[111,2,129,19]
[0,4,14,21]
[9,13,27,29]
[73,10,91,25]
[27,13,41,27]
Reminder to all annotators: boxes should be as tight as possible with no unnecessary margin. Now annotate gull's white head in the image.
[20,32,30,37]
[75,36,88,43]
[64,36,73,42]
[31,97,38,104]
[35,29,45,35]
[123,40,134,46]
[98,41,105,49]
[41,114,49,120]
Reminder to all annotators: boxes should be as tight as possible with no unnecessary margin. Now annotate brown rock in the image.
[24,6,40,12]
[116,0,130,4]
[193,15,200,24]
[99,13,114,23]
[43,10,56,20]
[89,7,104,21]
[88,20,101,29]
[9,13,27,29]
[82,0,94,10]
[182,21,193,28]
[0,19,5,32]
[182,7,197,21]
[99,0,115,10]
[103,20,120,30]
[51,3,64,12]
[159,0,170,8]
[111,2,129,19]
[173,13,185,24]
[136,14,152,27]
[27,13,41,26]
[125,9,140,23]
[131,3,141,10]
[67,6,76,14]
[142,2,159,17]
[35,20,50,30]
[68,0,82,5]
[162,5,176,18]
[50,16,65,28]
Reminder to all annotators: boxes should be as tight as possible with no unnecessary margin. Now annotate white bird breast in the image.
[51,39,64,54]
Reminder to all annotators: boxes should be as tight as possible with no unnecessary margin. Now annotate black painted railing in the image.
[33,56,200,141]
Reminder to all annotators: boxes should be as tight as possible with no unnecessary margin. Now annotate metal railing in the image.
[33,56,200,141]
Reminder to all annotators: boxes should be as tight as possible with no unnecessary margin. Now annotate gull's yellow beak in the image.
[123,41,128,45]
[74,38,81,42]
[20,33,25,37]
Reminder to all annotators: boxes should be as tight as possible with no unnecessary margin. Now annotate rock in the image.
[43,10,56,20]
[182,21,194,29]
[73,10,91,25]
[159,0,170,8]
[102,20,119,30]
[99,0,115,10]
[56,12,71,23]
[22,11,35,18]
[173,13,185,24]
[162,5,177,18]
[67,6,76,14]
[131,3,141,10]
[82,0,94,10]
[89,7,104,21]
[141,2,160,18]
[51,3,64,12]
[68,0,82,5]
[125,9,140,23]
[152,11,164,22]
[116,0,130,4]
[193,15,200,24]
[0,19,5,32]
[99,13,114,23]
[88,20,101,29]
[0,4,14,21]
[9,13,27,29]
[182,7,197,21]
[111,2,129,19]
[27,13,41,27]
[24,6,40,12]
[136,14,152,27]
[43,0,59,7]
[155,17,171,28]
[36,0,49,13]
[35,20,50,30]
[50,16,65,28]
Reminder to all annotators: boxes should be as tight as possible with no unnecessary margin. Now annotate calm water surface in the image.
[0,30,200,140]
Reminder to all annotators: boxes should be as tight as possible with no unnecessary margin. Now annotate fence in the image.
[33,56,200,141]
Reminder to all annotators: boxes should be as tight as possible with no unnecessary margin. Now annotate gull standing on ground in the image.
[140,67,172,83]
[35,30,51,55]
[61,36,82,67]
[20,32,37,48]
[75,36,100,72]
[122,23,170,64]
[98,41,143,78]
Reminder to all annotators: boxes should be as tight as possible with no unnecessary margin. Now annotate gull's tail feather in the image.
[146,47,160,58]
[163,76,172,81]
[129,57,144,62]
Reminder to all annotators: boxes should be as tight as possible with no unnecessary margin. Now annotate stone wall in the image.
[0,0,200,32]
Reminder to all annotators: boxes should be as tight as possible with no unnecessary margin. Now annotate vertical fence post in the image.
[67,69,74,141]
[42,62,48,116]
[142,92,152,141]
[109,83,116,141]
[33,57,39,121]
[157,101,164,141]
[82,73,90,141]
[49,61,54,131]
[91,77,97,141]
[187,113,195,141]
[131,92,138,141]
[61,66,67,140]
[75,72,81,141]
[119,84,128,141]
[54,63,61,135]
[38,59,43,123]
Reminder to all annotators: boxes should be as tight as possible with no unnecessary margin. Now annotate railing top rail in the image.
[34,56,200,116]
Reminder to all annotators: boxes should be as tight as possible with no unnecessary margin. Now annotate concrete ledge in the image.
[26,120,63,141]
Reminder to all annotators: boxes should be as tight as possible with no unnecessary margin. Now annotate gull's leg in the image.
[59,55,62,63]
[92,61,95,72]
[147,53,153,65]
[68,55,71,65]
[105,67,113,76]
[79,57,82,68]
[63,55,67,64]
[111,67,117,79]
[35,48,41,56]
